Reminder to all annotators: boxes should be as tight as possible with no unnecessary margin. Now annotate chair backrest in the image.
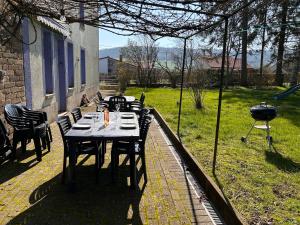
[140,92,145,105]
[97,91,103,101]
[109,96,127,111]
[4,104,24,128]
[138,108,150,127]
[4,104,22,118]
[17,104,30,111]
[0,119,10,151]
[57,116,72,148]
[71,107,82,123]
[140,115,152,148]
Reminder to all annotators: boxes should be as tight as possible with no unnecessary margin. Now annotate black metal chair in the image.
[130,93,145,113]
[94,91,109,109]
[111,115,152,183]
[0,119,13,162]
[4,104,49,161]
[71,107,82,123]
[138,108,150,127]
[131,92,145,107]
[57,116,102,183]
[109,96,128,112]
[18,104,53,142]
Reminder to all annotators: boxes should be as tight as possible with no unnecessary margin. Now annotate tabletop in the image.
[65,112,139,141]
[104,96,136,102]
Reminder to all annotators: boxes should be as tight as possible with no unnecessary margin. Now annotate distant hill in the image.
[99,47,273,68]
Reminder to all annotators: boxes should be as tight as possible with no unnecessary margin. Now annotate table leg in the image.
[129,142,137,189]
[68,141,77,192]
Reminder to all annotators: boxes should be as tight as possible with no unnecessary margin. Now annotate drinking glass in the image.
[93,115,98,127]
[115,103,120,112]
[115,103,120,123]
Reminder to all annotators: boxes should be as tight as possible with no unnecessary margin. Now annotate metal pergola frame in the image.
[5,0,258,174]
[174,0,257,174]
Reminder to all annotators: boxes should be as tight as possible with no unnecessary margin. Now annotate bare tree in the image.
[121,36,158,87]
[188,67,210,109]
[157,60,180,88]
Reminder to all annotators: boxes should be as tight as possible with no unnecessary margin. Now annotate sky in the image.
[99,29,178,49]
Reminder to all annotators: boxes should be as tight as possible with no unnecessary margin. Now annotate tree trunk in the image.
[275,0,289,86]
[291,44,300,86]
[241,0,248,86]
[259,9,267,78]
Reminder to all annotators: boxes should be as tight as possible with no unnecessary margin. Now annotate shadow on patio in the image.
[0,110,216,225]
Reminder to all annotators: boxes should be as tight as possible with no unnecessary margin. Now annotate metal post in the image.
[213,18,228,174]
[177,38,187,139]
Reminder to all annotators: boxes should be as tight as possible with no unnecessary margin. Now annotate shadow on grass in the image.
[0,148,49,185]
[222,88,300,127]
[6,159,145,225]
[265,147,300,173]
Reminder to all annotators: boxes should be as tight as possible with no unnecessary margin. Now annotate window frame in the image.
[79,2,85,29]
[80,47,86,85]
[67,42,74,88]
[42,29,54,94]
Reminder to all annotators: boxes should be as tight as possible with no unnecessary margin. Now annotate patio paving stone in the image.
[0,107,215,225]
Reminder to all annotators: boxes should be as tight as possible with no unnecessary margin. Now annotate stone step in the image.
[100,90,117,97]
[100,80,119,85]
[99,84,119,91]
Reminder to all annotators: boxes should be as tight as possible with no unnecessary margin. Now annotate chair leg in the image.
[129,152,137,189]
[46,134,51,151]
[33,137,42,161]
[141,153,147,183]
[111,148,116,182]
[48,126,53,142]
[21,139,27,153]
[41,137,46,150]
[101,140,105,165]
[12,134,18,159]
[95,154,99,183]
[62,154,67,184]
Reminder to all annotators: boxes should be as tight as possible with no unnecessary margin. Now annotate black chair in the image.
[111,115,152,183]
[94,91,109,109]
[130,93,145,113]
[18,104,53,142]
[131,92,145,108]
[57,116,102,183]
[0,119,13,162]
[4,104,49,161]
[139,108,150,125]
[71,107,82,123]
[109,96,128,112]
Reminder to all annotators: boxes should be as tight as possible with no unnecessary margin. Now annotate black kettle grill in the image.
[241,102,277,149]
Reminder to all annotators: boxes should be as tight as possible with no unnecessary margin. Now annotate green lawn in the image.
[126,87,300,224]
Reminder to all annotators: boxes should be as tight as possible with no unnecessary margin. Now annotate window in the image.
[67,42,74,88]
[80,48,86,85]
[42,30,53,94]
[79,2,85,29]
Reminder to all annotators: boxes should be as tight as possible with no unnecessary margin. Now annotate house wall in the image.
[26,21,99,122]
[0,38,25,128]
[99,58,108,74]
[65,23,99,113]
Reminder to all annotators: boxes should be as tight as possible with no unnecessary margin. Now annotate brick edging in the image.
[151,107,246,225]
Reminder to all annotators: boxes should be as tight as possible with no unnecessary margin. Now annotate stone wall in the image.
[0,39,25,134]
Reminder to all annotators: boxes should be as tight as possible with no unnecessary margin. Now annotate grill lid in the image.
[250,102,277,121]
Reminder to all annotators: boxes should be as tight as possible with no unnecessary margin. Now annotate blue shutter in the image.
[79,2,84,19]
[80,48,86,84]
[79,2,85,28]
[43,30,53,94]
[67,42,74,87]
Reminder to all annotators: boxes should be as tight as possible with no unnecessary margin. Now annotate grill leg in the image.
[241,121,256,142]
[266,121,272,150]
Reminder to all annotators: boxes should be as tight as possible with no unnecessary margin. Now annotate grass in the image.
[126,87,300,224]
